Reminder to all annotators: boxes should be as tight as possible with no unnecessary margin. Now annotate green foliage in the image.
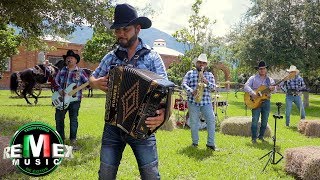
[83,27,115,63]
[228,0,320,75]
[169,0,220,85]
[1,90,320,179]
[0,0,113,50]
[0,24,20,71]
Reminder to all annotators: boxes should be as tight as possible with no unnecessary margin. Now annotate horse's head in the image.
[54,60,66,70]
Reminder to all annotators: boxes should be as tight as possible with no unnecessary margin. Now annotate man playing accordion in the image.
[89,3,168,180]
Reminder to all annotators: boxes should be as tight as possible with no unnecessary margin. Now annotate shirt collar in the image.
[117,38,151,53]
[64,66,79,71]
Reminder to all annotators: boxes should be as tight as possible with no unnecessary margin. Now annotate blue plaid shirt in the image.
[92,39,167,79]
[280,75,306,92]
[182,69,215,106]
[54,66,89,101]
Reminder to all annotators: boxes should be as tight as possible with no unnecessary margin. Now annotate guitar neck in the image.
[68,82,90,96]
[261,78,286,94]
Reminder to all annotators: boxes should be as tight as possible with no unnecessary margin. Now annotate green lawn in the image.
[0,90,319,180]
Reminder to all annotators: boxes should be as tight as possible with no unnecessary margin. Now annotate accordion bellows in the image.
[105,66,175,139]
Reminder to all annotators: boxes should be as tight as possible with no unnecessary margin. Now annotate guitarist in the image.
[244,61,276,144]
[54,50,89,150]
[279,65,306,126]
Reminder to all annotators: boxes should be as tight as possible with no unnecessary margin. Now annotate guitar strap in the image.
[114,47,151,67]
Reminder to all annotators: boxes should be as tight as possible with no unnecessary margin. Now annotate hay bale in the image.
[285,146,320,180]
[0,136,16,177]
[305,121,320,137]
[220,116,271,137]
[298,120,320,137]
[298,120,308,134]
[159,114,176,131]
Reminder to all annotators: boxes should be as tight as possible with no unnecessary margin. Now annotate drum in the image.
[185,112,207,130]
[217,101,228,107]
[174,99,188,111]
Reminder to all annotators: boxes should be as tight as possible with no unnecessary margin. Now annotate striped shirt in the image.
[92,39,167,79]
[244,74,275,95]
[182,69,215,106]
[54,66,89,101]
[280,75,306,92]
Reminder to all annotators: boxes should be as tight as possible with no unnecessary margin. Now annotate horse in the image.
[54,60,94,97]
[10,64,57,105]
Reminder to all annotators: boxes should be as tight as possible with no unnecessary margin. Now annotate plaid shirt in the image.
[54,66,89,101]
[182,69,215,106]
[92,39,167,79]
[280,75,306,92]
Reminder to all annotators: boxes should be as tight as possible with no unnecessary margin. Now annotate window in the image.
[4,57,11,71]
[47,56,64,66]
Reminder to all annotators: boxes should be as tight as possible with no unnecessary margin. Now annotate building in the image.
[0,39,98,89]
[152,39,183,69]
[0,38,183,89]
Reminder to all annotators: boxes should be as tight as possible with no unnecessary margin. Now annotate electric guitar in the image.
[244,72,296,109]
[52,82,89,110]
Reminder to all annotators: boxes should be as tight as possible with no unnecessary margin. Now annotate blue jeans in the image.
[285,95,306,126]
[99,124,160,180]
[55,101,81,141]
[251,100,270,140]
[187,101,216,146]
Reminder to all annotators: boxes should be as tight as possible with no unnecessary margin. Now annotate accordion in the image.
[105,66,175,139]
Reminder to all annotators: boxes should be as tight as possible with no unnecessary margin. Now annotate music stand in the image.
[259,102,284,172]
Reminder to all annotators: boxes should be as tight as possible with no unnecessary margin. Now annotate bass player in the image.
[244,61,276,144]
[54,50,89,150]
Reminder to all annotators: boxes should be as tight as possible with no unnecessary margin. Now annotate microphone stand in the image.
[259,102,284,172]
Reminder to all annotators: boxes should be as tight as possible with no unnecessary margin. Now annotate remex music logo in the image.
[2,122,73,176]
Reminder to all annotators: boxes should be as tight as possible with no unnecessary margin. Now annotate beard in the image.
[117,34,138,48]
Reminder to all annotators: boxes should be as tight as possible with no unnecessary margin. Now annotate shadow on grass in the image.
[245,140,280,151]
[0,104,53,107]
[286,125,298,132]
[60,135,101,167]
[178,145,213,161]
[9,95,52,99]
[83,93,106,99]
[178,145,230,161]
[0,115,33,136]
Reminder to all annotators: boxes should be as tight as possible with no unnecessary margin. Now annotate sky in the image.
[114,0,252,36]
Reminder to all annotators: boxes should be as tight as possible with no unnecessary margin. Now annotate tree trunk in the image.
[303,92,309,108]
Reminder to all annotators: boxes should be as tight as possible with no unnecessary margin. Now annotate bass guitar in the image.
[52,82,89,110]
[244,72,296,109]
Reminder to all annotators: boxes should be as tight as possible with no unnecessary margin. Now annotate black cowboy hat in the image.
[255,61,269,70]
[107,3,152,29]
[63,50,80,64]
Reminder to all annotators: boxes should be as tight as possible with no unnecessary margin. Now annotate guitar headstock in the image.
[283,71,297,81]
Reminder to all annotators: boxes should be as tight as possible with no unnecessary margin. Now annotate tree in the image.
[168,0,219,85]
[0,0,113,70]
[82,2,156,63]
[228,0,320,75]
[0,24,20,72]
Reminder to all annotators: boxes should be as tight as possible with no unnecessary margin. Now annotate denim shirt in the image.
[92,39,167,79]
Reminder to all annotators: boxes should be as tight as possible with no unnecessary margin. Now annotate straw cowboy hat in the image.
[106,3,152,29]
[255,61,269,70]
[286,65,300,74]
[193,53,208,64]
[63,50,80,64]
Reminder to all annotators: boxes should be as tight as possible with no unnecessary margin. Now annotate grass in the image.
[0,90,319,180]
